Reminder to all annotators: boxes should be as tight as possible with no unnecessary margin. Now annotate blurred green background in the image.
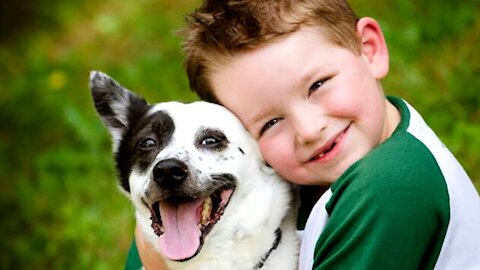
[0,0,478,269]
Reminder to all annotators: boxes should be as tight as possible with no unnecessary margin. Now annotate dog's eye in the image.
[139,138,157,149]
[201,136,221,146]
[196,129,228,151]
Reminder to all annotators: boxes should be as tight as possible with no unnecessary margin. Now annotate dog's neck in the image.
[253,228,282,269]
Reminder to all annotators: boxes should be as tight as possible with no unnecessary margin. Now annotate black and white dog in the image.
[89,71,298,270]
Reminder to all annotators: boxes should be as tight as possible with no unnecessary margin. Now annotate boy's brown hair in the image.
[181,0,360,103]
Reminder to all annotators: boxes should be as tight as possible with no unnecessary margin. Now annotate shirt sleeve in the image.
[125,239,143,270]
[312,139,450,269]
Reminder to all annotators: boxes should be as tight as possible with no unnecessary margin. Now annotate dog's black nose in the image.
[153,159,189,186]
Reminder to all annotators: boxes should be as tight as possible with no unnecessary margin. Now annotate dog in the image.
[89,71,299,270]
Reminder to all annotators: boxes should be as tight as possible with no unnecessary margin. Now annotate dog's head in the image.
[90,71,279,262]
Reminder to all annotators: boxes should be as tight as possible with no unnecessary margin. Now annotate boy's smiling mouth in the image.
[308,124,351,163]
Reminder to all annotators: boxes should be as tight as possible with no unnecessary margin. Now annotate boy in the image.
[133,0,480,269]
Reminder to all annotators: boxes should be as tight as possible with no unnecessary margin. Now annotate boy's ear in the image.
[357,17,389,79]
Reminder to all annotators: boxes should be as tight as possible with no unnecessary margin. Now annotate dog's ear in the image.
[89,71,149,145]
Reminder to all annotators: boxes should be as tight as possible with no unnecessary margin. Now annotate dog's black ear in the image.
[89,71,148,143]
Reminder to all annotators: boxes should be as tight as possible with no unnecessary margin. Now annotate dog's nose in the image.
[153,159,188,186]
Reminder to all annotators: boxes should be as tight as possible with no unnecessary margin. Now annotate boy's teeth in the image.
[316,142,337,159]
[200,197,212,225]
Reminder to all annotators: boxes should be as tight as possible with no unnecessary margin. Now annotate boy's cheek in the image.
[259,139,294,172]
[259,139,278,161]
[259,141,274,163]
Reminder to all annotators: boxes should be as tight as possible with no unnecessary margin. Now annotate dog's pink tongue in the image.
[158,198,203,261]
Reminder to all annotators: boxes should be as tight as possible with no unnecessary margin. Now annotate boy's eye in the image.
[259,118,282,136]
[308,80,324,96]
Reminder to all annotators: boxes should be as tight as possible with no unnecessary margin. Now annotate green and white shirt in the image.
[298,97,480,270]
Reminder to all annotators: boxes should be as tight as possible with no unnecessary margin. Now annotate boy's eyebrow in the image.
[245,107,268,132]
[296,65,324,89]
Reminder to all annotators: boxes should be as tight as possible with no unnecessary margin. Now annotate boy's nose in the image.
[293,109,327,145]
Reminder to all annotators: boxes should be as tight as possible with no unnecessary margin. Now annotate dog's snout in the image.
[153,159,188,186]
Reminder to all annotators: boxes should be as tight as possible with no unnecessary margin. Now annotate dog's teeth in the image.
[200,197,212,225]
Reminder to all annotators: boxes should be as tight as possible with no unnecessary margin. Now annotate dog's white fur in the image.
[90,71,299,270]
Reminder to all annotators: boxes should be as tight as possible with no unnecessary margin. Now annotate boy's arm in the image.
[135,225,170,270]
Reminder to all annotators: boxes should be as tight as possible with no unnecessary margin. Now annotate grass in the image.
[0,0,478,269]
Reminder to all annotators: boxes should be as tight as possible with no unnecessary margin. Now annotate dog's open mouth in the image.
[148,185,235,261]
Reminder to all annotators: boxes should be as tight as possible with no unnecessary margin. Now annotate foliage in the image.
[0,0,478,268]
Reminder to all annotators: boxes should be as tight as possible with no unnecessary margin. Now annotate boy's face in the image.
[210,25,394,186]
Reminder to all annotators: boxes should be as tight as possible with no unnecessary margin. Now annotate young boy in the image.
[132,0,480,269]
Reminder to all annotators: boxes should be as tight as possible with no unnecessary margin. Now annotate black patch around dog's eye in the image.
[195,128,228,151]
[115,110,175,191]
[135,111,175,171]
